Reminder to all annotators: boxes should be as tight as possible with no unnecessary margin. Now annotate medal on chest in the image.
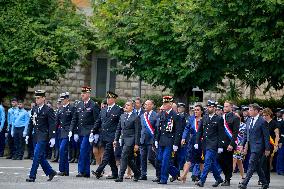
[32,112,37,125]
[165,117,174,132]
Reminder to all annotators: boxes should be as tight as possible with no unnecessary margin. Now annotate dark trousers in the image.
[7,127,15,157]
[59,138,69,174]
[242,152,267,186]
[78,136,91,176]
[277,145,284,174]
[119,145,140,179]
[26,134,34,158]
[96,141,118,177]
[53,131,60,160]
[0,128,5,156]
[29,141,54,179]
[14,127,25,158]
[257,154,271,184]
[156,146,179,183]
[218,150,233,181]
[140,144,153,177]
[200,149,223,184]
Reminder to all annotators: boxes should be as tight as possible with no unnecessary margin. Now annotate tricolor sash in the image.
[223,114,237,144]
[142,112,154,137]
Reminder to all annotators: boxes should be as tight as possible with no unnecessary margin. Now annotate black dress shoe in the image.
[47,170,57,181]
[152,178,160,182]
[260,184,269,189]
[212,180,223,187]
[133,177,139,182]
[12,156,17,160]
[91,170,102,179]
[238,184,247,189]
[76,173,84,177]
[139,176,147,180]
[74,159,78,163]
[106,175,118,179]
[158,181,167,184]
[57,172,69,176]
[26,178,35,182]
[115,178,123,182]
[51,159,58,162]
[69,158,75,163]
[196,181,204,187]
[221,180,230,186]
[24,156,30,159]
[6,156,12,159]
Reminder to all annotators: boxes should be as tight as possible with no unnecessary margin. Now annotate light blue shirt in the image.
[7,107,18,131]
[12,108,30,134]
[0,105,5,131]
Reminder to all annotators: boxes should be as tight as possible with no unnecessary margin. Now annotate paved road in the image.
[0,158,284,189]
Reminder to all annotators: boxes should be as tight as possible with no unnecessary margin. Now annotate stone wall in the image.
[26,61,91,105]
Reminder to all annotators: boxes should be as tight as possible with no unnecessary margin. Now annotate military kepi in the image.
[163,96,173,103]
[60,92,70,99]
[35,90,46,97]
[81,86,91,93]
[207,100,217,107]
[106,91,118,98]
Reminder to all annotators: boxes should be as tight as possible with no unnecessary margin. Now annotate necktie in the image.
[136,110,139,115]
[250,117,254,129]
[146,112,149,118]
[107,107,111,113]
[125,113,129,120]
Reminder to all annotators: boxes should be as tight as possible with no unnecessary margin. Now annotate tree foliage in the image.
[0,0,94,99]
[92,0,284,101]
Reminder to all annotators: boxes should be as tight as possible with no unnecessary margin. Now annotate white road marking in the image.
[0,172,3,174]
[0,167,25,169]
[13,173,19,175]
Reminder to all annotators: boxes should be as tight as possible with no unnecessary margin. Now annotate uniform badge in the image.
[32,112,37,125]
[165,118,174,132]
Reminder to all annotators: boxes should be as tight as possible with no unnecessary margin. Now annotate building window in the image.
[91,56,116,98]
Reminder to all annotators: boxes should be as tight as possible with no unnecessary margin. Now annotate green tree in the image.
[176,0,284,100]
[92,0,226,104]
[0,0,94,100]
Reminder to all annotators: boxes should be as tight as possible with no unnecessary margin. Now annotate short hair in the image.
[249,103,261,112]
[224,100,233,106]
[195,104,204,112]
[262,108,273,117]
[126,99,134,106]
[145,99,154,105]
[135,97,142,104]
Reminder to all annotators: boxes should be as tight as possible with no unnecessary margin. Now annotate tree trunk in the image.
[249,85,256,102]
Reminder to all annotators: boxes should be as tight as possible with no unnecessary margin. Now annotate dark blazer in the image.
[221,112,240,149]
[115,112,141,146]
[196,114,224,151]
[140,111,158,145]
[70,99,100,136]
[27,104,56,142]
[242,115,270,153]
[93,104,123,143]
[56,104,76,139]
[156,110,182,147]
[133,108,144,117]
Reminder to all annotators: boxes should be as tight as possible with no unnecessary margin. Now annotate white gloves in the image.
[25,136,29,144]
[155,141,158,148]
[194,144,199,149]
[11,131,14,137]
[74,134,79,142]
[89,133,95,143]
[23,132,27,138]
[49,138,55,147]
[119,138,122,146]
[68,131,72,141]
[173,145,178,152]
[218,148,223,154]
[94,134,99,143]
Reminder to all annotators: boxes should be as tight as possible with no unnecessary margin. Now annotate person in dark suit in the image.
[114,100,141,182]
[195,100,224,187]
[91,91,123,179]
[70,86,100,178]
[56,92,76,176]
[139,100,158,180]
[153,96,183,184]
[238,103,270,189]
[217,100,240,186]
[25,90,57,182]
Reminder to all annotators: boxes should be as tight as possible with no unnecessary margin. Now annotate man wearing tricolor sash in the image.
[218,100,240,186]
[139,100,158,180]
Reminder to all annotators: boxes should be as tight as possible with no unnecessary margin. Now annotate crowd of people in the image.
[0,87,284,189]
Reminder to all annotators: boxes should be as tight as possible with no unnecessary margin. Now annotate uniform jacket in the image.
[115,112,141,146]
[155,110,182,147]
[242,116,270,153]
[70,99,100,137]
[56,103,76,138]
[221,112,240,149]
[196,114,224,151]
[93,104,123,143]
[140,111,158,145]
[27,104,56,142]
